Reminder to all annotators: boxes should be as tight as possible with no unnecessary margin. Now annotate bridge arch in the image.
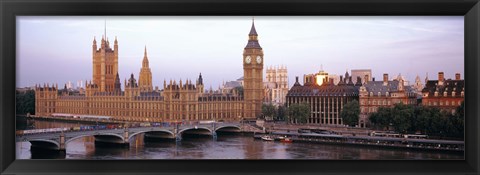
[128,129,175,141]
[179,127,213,136]
[66,133,124,145]
[29,139,60,150]
[215,125,241,132]
[66,135,94,145]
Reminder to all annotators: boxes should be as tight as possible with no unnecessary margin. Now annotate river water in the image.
[16,117,464,160]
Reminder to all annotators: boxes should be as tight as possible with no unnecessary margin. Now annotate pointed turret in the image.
[249,17,258,36]
[197,73,203,85]
[180,79,183,89]
[114,72,121,93]
[139,46,152,92]
[142,46,149,68]
[245,17,262,49]
[92,37,97,54]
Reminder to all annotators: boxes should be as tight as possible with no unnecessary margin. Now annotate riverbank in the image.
[254,132,464,153]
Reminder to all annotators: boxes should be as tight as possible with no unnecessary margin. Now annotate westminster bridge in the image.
[16,123,244,152]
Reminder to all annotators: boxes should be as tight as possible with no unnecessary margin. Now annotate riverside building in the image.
[35,20,264,122]
[421,72,465,114]
[264,65,289,106]
[286,71,360,125]
[358,73,417,128]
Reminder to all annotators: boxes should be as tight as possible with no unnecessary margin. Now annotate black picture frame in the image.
[1,0,479,174]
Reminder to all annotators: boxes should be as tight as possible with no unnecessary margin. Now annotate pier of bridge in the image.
[17,123,243,152]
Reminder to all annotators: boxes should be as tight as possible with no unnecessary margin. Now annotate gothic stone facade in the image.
[264,65,288,106]
[35,21,263,122]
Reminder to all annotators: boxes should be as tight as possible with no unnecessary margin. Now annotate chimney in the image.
[455,73,460,80]
[295,76,299,83]
[364,74,369,83]
[383,73,388,83]
[438,72,444,82]
[372,77,375,81]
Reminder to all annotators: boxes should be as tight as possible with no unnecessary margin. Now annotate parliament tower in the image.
[92,36,118,92]
[243,19,264,119]
[139,46,153,92]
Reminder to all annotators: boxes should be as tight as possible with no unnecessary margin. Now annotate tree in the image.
[276,105,287,121]
[445,101,464,139]
[456,100,465,118]
[261,103,277,120]
[413,106,431,134]
[369,106,392,130]
[340,100,360,127]
[390,102,414,133]
[287,103,310,124]
[16,90,35,115]
[368,101,465,139]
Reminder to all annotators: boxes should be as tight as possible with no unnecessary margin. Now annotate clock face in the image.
[245,56,251,64]
[256,56,262,64]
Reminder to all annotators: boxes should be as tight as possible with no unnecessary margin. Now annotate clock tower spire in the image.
[243,18,264,119]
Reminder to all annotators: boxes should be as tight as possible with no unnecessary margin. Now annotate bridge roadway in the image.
[16,123,242,152]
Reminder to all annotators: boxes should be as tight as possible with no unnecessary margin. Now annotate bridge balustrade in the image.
[16,122,241,152]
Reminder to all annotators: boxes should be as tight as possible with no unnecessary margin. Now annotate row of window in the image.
[426,100,462,106]
[287,96,353,125]
[361,107,378,113]
[55,101,243,111]
[51,107,242,120]
[431,91,465,97]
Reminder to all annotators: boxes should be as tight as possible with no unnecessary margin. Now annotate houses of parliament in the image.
[35,20,264,122]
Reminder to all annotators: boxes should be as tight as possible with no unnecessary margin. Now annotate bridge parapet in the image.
[16,122,242,152]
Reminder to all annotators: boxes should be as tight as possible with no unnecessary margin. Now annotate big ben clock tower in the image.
[243,18,264,119]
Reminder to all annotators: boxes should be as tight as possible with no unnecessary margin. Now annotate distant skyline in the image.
[17,16,464,89]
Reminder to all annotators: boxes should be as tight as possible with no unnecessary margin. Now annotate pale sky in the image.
[16,16,464,89]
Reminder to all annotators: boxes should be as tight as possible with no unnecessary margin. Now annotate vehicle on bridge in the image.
[198,120,215,124]
[16,124,125,136]
[51,113,112,121]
